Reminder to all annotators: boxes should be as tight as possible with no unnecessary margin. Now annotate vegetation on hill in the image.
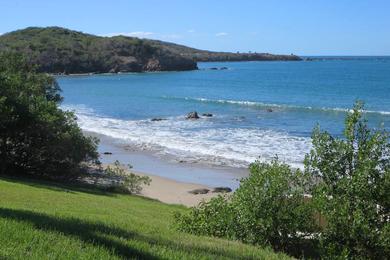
[0,52,98,178]
[148,39,302,62]
[0,27,197,74]
[0,27,301,74]
[176,102,390,259]
[0,177,289,259]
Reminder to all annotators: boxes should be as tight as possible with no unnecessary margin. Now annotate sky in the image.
[1,0,389,55]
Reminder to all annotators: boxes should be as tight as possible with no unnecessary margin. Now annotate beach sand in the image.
[87,131,246,207]
[136,171,218,207]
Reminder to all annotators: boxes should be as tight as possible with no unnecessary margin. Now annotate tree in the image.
[305,101,390,258]
[0,52,98,179]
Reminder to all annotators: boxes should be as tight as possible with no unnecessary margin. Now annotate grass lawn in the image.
[0,177,290,259]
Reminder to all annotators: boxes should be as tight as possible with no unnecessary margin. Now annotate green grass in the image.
[0,177,290,259]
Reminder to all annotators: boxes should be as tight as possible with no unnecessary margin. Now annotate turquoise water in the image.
[59,58,390,168]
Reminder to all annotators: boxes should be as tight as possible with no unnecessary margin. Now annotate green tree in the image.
[0,52,98,179]
[175,159,316,257]
[305,101,390,258]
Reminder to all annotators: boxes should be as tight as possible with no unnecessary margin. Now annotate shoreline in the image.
[135,171,219,206]
[87,131,247,206]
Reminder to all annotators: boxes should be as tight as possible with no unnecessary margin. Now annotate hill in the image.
[0,177,290,259]
[0,27,197,74]
[148,39,302,62]
[0,27,301,74]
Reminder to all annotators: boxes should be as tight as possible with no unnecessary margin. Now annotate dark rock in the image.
[188,188,210,195]
[209,67,218,70]
[103,152,112,155]
[202,113,213,117]
[220,67,228,70]
[151,118,166,122]
[186,111,200,119]
[266,108,273,112]
[212,187,232,193]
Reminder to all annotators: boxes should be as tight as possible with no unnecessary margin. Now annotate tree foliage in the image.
[175,160,315,257]
[305,101,390,258]
[104,160,151,194]
[0,52,98,179]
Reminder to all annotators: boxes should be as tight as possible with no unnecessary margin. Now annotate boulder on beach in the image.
[212,187,232,193]
[188,188,210,195]
[186,111,200,119]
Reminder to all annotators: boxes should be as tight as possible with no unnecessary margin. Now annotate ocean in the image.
[59,57,390,170]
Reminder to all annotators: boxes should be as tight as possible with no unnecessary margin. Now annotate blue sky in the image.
[1,0,389,55]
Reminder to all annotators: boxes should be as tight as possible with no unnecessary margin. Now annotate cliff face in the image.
[0,27,198,74]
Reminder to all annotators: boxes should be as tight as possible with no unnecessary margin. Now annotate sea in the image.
[59,57,390,170]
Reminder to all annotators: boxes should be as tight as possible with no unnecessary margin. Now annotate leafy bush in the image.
[305,101,390,259]
[175,159,316,257]
[175,195,234,238]
[231,161,316,253]
[104,160,151,194]
[0,52,98,179]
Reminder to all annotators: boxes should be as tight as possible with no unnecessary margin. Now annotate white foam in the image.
[63,105,312,169]
[169,97,390,115]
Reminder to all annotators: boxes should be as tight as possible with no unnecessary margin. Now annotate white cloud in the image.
[216,32,228,37]
[101,31,154,38]
[187,29,195,33]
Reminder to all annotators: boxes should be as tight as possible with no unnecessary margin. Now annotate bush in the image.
[104,160,151,194]
[231,160,316,254]
[305,101,390,259]
[175,159,316,257]
[0,52,98,179]
[175,195,234,238]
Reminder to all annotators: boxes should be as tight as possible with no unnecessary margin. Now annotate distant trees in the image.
[0,52,98,179]
[176,102,390,259]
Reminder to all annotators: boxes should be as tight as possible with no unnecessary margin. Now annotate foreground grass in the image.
[0,177,290,259]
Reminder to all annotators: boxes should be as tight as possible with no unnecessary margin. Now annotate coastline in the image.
[86,131,248,206]
[135,171,218,206]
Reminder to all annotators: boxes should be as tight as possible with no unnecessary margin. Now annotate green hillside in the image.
[0,177,290,259]
[0,27,301,74]
[0,27,197,74]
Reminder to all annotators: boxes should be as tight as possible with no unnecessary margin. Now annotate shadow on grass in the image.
[0,175,115,197]
[0,207,263,260]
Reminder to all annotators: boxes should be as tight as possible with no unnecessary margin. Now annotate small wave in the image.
[163,96,390,116]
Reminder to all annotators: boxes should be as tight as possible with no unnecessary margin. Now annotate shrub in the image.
[305,101,390,259]
[231,160,316,254]
[0,52,98,179]
[175,159,316,257]
[175,195,234,238]
[104,160,151,194]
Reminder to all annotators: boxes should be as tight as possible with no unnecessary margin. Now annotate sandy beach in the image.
[136,171,219,206]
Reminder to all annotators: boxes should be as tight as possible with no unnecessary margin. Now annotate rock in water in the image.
[202,113,213,117]
[266,108,273,112]
[151,118,166,121]
[186,111,200,119]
